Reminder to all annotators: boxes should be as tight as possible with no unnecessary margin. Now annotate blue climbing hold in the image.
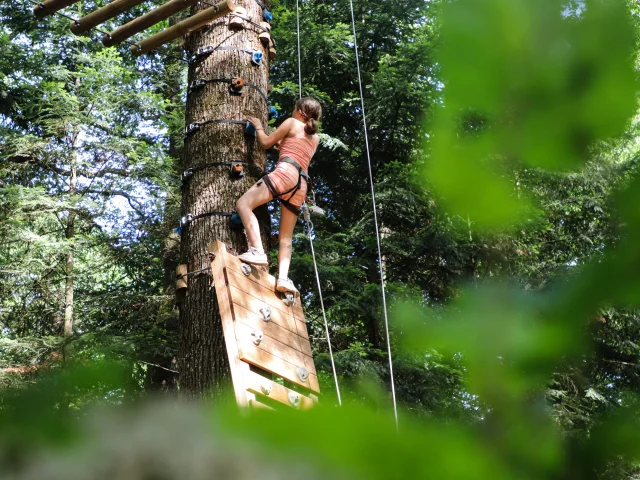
[245,121,257,136]
[264,10,273,22]
[251,50,263,66]
[268,106,278,120]
[230,213,244,230]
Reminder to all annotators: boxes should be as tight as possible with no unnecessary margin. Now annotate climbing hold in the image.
[230,160,245,178]
[282,292,295,307]
[229,6,247,30]
[180,214,194,228]
[260,383,272,396]
[181,168,194,184]
[230,212,244,231]
[245,121,257,137]
[263,9,273,22]
[268,44,276,61]
[296,366,310,383]
[229,77,245,95]
[268,106,278,120]
[288,391,301,408]
[260,305,272,322]
[258,22,271,47]
[251,328,264,346]
[188,79,207,94]
[241,263,252,276]
[251,50,264,67]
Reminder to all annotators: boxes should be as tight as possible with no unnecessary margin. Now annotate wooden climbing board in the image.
[209,240,319,411]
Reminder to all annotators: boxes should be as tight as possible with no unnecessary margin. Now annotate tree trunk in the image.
[178,2,271,396]
[64,130,79,338]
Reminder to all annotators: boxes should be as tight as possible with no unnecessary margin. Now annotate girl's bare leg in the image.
[277,204,299,279]
[236,180,272,251]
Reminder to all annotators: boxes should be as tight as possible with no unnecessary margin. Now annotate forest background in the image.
[2,0,640,478]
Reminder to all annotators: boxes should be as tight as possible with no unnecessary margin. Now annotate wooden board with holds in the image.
[208,240,319,411]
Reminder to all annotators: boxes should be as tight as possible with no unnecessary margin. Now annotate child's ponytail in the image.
[296,97,322,136]
[304,118,318,135]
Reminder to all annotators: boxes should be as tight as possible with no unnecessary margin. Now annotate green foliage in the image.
[429,0,637,227]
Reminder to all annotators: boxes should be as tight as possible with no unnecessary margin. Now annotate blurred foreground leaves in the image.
[428,0,637,227]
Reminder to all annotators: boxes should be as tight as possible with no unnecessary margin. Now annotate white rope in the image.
[296,0,302,99]
[303,211,342,405]
[294,2,342,406]
[348,0,398,430]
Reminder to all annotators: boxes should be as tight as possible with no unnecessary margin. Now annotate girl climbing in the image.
[236,97,322,296]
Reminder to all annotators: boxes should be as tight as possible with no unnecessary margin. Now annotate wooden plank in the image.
[209,241,250,408]
[245,370,314,410]
[232,293,312,356]
[70,0,146,35]
[229,284,297,333]
[33,0,79,18]
[131,0,235,56]
[291,299,305,321]
[227,268,292,318]
[294,318,310,341]
[249,399,275,411]
[234,302,304,352]
[225,251,277,292]
[235,321,316,375]
[102,0,200,47]
[298,336,313,357]
[238,336,320,393]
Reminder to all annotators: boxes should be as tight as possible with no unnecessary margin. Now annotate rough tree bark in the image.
[178,0,271,395]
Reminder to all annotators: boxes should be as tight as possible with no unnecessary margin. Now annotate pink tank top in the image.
[278,122,318,172]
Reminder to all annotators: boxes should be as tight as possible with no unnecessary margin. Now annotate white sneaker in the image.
[276,277,299,297]
[238,247,268,266]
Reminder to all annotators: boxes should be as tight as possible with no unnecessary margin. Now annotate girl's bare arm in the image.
[246,116,294,150]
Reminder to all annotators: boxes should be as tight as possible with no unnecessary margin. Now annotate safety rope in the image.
[348,0,398,429]
[296,0,302,97]
[301,206,342,405]
[294,1,342,406]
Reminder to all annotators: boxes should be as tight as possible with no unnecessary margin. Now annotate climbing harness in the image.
[189,45,264,66]
[188,78,269,105]
[262,157,310,215]
[348,0,398,429]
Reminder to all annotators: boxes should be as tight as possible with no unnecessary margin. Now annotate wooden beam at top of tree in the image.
[33,0,79,18]
[102,0,204,48]
[131,0,235,56]
[70,0,147,36]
